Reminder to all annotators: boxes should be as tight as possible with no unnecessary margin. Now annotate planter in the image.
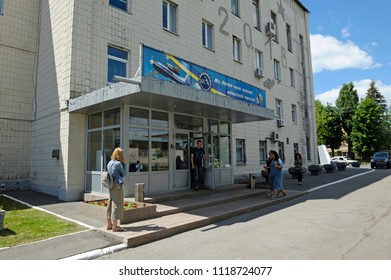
[288,167,306,179]
[351,161,361,167]
[323,164,336,173]
[0,209,5,231]
[79,200,158,224]
[308,165,322,176]
[336,162,347,171]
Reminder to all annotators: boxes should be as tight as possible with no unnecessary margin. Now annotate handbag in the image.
[101,166,116,189]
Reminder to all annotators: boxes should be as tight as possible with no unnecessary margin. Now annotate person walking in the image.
[294,153,303,185]
[191,140,205,190]
[106,147,127,232]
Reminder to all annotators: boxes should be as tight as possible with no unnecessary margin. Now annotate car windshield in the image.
[373,152,388,160]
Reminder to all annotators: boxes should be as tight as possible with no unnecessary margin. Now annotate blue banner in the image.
[142,45,266,107]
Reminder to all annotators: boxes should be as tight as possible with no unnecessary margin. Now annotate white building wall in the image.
[1,0,316,199]
[0,0,39,187]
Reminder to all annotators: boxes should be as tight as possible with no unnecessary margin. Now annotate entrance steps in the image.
[99,184,305,248]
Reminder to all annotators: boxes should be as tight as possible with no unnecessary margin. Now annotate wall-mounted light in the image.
[52,149,60,159]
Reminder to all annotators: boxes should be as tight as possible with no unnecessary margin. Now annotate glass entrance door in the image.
[173,133,190,190]
[203,133,215,189]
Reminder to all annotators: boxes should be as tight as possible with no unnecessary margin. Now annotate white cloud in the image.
[341,28,351,38]
[316,79,391,106]
[310,34,382,73]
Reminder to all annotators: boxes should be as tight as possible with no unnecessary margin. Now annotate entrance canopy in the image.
[68,77,275,123]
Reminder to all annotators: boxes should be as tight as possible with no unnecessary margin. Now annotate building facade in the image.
[0,0,317,201]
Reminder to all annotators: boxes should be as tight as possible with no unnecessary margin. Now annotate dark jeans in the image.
[296,170,303,183]
[192,165,203,188]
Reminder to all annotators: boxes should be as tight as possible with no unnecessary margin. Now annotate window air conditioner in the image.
[277,119,285,127]
[255,67,264,78]
[266,22,276,37]
[271,131,279,141]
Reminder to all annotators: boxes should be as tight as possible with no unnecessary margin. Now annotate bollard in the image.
[0,209,5,231]
[249,173,256,189]
[134,183,145,202]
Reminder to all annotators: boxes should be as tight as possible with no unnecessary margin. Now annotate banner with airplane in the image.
[141,45,266,107]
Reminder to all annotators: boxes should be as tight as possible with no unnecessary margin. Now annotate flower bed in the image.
[79,199,158,224]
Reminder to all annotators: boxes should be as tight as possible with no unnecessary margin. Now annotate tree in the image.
[366,80,387,112]
[315,100,343,156]
[351,98,383,159]
[335,82,359,158]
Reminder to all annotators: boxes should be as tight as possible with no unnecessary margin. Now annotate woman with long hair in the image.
[106,147,127,232]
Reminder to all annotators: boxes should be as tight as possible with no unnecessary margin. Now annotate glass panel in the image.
[208,119,218,133]
[220,121,230,134]
[162,1,168,29]
[104,108,120,126]
[152,130,169,171]
[169,4,176,32]
[129,128,149,172]
[88,112,102,129]
[151,111,168,128]
[87,131,102,171]
[174,114,203,131]
[129,107,149,126]
[220,136,231,167]
[109,0,127,12]
[175,133,189,170]
[211,135,220,167]
[103,128,121,168]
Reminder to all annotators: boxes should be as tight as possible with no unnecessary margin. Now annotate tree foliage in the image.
[315,100,343,155]
[335,82,359,158]
[351,98,383,158]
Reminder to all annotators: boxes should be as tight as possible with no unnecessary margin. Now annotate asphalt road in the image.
[97,168,391,260]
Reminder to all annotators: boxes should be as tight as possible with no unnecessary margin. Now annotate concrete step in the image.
[99,188,305,248]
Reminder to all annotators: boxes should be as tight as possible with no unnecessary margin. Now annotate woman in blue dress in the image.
[269,150,283,199]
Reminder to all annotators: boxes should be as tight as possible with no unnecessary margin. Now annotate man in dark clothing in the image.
[191,140,205,190]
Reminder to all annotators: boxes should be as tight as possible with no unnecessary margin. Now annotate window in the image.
[291,104,297,123]
[174,114,203,131]
[274,59,281,80]
[289,68,295,87]
[252,0,260,29]
[259,140,267,163]
[278,142,285,163]
[286,24,292,52]
[236,139,246,164]
[129,128,149,172]
[233,36,241,62]
[109,0,128,12]
[276,99,283,119]
[0,0,4,15]
[87,108,121,172]
[231,0,239,16]
[294,143,299,156]
[202,21,214,50]
[162,1,177,33]
[107,46,128,83]
[271,12,278,42]
[255,50,263,70]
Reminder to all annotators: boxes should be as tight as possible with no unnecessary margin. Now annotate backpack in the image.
[101,163,116,189]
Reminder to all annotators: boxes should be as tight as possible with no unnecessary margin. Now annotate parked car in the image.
[370,151,391,169]
[330,156,357,165]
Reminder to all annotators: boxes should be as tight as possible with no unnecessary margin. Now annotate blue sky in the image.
[300,0,391,105]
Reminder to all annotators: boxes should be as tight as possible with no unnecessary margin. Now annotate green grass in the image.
[0,195,86,248]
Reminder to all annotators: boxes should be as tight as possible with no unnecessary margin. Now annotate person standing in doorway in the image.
[191,140,205,190]
[294,153,303,185]
[106,147,127,232]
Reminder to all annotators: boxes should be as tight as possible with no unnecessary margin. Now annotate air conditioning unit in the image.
[255,67,264,78]
[277,119,285,127]
[271,131,279,141]
[266,22,276,37]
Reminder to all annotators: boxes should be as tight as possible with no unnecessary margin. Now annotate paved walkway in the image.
[0,165,373,260]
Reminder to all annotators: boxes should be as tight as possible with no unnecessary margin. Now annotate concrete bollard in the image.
[249,173,256,189]
[134,183,145,202]
[0,209,5,231]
